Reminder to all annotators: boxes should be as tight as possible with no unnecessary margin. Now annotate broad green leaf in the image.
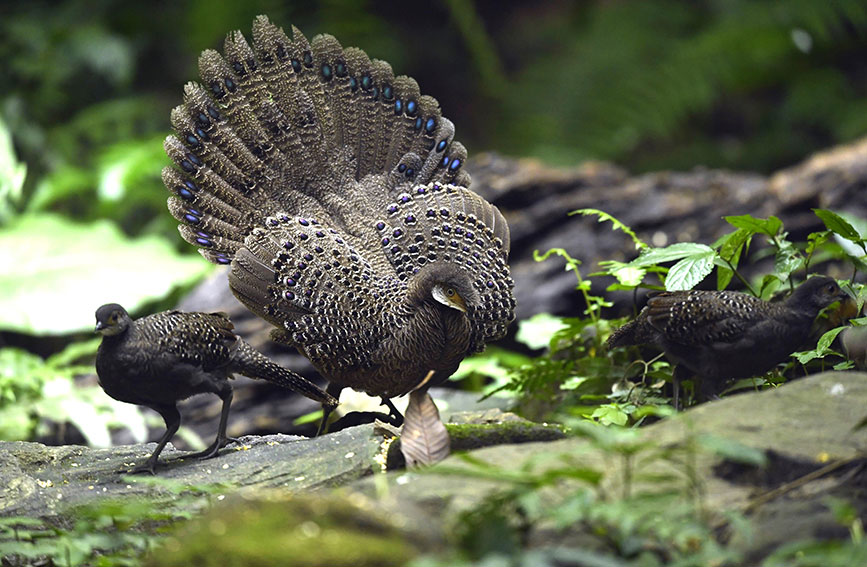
[725,214,782,237]
[714,228,752,290]
[516,313,569,350]
[0,214,212,334]
[625,242,714,268]
[665,249,715,290]
[697,433,767,467]
[589,404,629,426]
[813,208,863,243]
[773,239,803,278]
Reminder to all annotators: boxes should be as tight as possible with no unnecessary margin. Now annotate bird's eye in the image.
[826,283,837,294]
[446,287,456,297]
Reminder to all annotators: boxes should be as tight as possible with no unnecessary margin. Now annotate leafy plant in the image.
[0,340,147,447]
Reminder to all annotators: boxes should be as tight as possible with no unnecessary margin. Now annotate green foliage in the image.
[421,421,766,566]
[459,206,865,425]
[0,214,212,334]
[0,341,146,446]
[0,480,225,566]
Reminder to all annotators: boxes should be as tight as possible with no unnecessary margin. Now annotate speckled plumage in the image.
[607,276,853,404]
[161,16,516,426]
[94,303,336,473]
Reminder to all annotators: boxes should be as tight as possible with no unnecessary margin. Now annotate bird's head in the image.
[788,276,855,317]
[94,303,131,336]
[408,263,479,316]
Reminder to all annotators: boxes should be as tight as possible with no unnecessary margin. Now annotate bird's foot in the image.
[187,436,241,460]
[127,459,158,475]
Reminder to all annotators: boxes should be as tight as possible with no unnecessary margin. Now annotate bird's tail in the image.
[234,340,338,407]
[162,15,470,266]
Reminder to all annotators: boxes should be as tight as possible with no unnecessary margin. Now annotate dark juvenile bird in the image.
[607,276,853,406]
[94,303,337,473]
[160,16,516,431]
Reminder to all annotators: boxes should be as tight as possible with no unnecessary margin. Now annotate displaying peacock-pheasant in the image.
[161,16,516,432]
[95,304,337,473]
[607,276,854,407]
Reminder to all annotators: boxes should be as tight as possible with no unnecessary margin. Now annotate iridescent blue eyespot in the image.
[196,237,212,247]
[441,156,450,167]
[349,77,358,91]
[184,213,201,224]
[315,230,325,237]
[414,117,423,130]
[383,84,393,100]
[382,238,390,246]
[424,118,436,133]
[299,218,309,226]
[400,195,410,203]
[361,74,372,90]
[371,86,379,100]
[178,187,193,201]
[314,246,324,253]
[405,168,415,178]
[180,160,194,172]
[207,106,220,120]
[183,179,197,191]
[417,186,427,194]
[436,140,447,152]
[304,253,313,261]
[299,233,309,240]
[303,51,313,67]
[186,134,200,147]
[398,164,407,173]
[321,63,333,80]
[284,291,295,300]
[393,229,403,238]
[285,278,297,286]
[216,256,230,265]
[335,61,347,76]
[224,77,236,92]
[449,159,461,171]
[376,221,386,230]
[405,215,416,224]
[284,241,295,250]
[291,59,301,72]
[394,99,403,114]
[406,100,417,115]
[387,204,398,214]
[486,281,495,288]
[195,128,209,141]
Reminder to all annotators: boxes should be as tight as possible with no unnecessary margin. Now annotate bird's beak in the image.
[94,321,106,333]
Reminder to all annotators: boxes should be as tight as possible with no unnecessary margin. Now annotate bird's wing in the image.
[646,290,767,345]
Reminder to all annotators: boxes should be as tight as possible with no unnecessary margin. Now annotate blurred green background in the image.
[2,0,867,337]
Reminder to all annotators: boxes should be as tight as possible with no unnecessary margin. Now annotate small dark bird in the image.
[607,276,854,407]
[160,16,515,432]
[94,303,337,473]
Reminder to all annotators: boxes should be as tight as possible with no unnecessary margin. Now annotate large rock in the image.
[3,373,866,565]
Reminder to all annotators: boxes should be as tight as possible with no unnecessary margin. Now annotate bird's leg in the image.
[380,397,404,427]
[187,389,239,460]
[129,405,181,475]
[671,365,693,412]
[316,382,345,436]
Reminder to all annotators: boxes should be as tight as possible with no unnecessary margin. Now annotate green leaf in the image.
[725,214,783,237]
[813,208,863,243]
[697,434,767,467]
[589,403,630,426]
[570,208,647,249]
[625,242,714,268]
[713,228,752,290]
[665,248,715,290]
[516,313,569,350]
[0,214,212,334]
